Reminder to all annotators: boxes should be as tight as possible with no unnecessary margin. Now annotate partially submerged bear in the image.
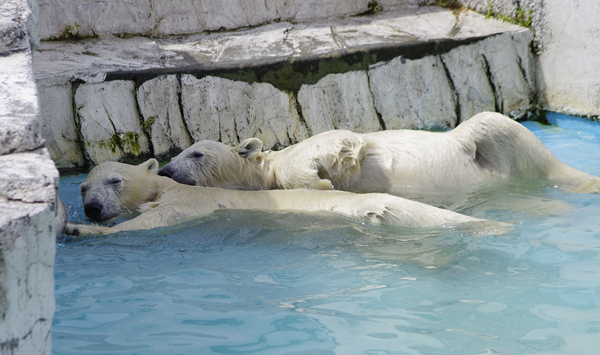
[66,159,505,236]
[159,112,600,196]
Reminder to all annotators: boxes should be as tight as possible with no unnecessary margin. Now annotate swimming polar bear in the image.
[65,159,503,236]
[158,112,600,196]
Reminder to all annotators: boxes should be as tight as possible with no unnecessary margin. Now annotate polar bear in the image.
[65,159,502,236]
[158,112,600,196]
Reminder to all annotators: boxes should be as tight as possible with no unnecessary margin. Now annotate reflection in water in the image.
[54,119,600,355]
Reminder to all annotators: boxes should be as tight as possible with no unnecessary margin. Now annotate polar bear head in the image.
[80,158,161,221]
[158,138,266,189]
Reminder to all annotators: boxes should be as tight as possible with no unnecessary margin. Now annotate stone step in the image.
[36,0,431,40]
[34,5,535,168]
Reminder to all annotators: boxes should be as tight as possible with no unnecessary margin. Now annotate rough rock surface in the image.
[36,0,434,40]
[298,71,381,134]
[369,55,457,130]
[460,0,600,118]
[75,80,151,164]
[0,50,42,155]
[181,75,308,150]
[137,75,192,156]
[1,0,57,351]
[37,78,85,167]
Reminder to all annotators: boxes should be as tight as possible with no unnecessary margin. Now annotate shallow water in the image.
[54,114,600,355]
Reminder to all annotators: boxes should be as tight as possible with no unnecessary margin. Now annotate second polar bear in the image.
[159,112,600,195]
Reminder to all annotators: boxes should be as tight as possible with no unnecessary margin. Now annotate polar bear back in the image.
[269,130,367,190]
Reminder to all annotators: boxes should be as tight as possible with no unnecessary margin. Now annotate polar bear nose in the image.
[84,200,103,220]
[158,165,173,178]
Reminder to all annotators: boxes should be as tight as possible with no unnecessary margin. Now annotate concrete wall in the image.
[0,1,57,354]
[36,0,433,40]
[460,0,600,119]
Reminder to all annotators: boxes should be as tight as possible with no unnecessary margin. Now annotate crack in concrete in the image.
[330,27,348,49]
[293,91,312,137]
[177,74,194,145]
[439,55,461,126]
[373,21,424,41]
[481,53,501,113]
[448,9,462,37]
[364,69,385,131]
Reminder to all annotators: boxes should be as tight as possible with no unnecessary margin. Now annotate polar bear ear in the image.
[140,158,160,173]
[236,138,264,160]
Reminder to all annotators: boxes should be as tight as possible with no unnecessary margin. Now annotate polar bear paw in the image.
[316,179,335,190]
[568,177,600,194]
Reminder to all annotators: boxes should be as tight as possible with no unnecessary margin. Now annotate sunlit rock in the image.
[181,75,308,149]
[75,80,150,164]
[298,71,381,134]
[368,55,457,130]
[38,78,85,168]
[137,75,192,156]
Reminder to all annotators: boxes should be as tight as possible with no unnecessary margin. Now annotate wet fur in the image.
[160,112,600,195]
[65,160,506,236]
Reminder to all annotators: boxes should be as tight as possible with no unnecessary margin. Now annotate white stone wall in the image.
[0,1,57,354]
[36,0,433,40]
[460,0,600,118]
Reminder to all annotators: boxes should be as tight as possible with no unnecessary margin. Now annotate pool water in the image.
[53,113,600,355]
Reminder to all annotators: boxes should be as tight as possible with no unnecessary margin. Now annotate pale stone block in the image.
[160,23,293,64]
[0,149,57,355]
[479,32,532,119]
[36,0,389,40]
[181,75,247,146]
[275,0,373,23]
[0,201,55,355]
[511,30,536,96]
[75,80,150,164]
[247,83,309,149]
[181,75,308,149]
[0,149,58,204]
[442,30,535,122]
[298,71,381,135]
[368,55,456,130]
[38,79,86,168]
[534,0,600,117]
[0,0,38,53]
[0,50,42,155]
[441,42,496,123]
[137,75,192,156]
[152,0,277,36]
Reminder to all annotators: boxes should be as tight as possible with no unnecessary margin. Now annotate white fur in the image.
[160,112,600,195]
[65,160,506,235]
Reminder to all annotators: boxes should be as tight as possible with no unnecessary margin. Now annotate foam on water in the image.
[54,113,600,355]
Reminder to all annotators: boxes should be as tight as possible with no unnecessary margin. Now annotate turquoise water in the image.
[53,114,600,355]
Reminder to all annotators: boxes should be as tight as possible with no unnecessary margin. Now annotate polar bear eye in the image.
[107,177,122,186]
[80,184,88,194]
[190,151,204,159]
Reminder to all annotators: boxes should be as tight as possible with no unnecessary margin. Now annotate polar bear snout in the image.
[158,163,196,186]
[82,193,120,222]
[84,199,103,220]
[157,164,174,178]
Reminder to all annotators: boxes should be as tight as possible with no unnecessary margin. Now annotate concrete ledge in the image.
[34,7,524,87]
[1,1,57,354]
[0,150,57,355]
[36,0,433,40]
[0,50,42,155]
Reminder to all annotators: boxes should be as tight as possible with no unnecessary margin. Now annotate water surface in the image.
[54,115,600,355]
